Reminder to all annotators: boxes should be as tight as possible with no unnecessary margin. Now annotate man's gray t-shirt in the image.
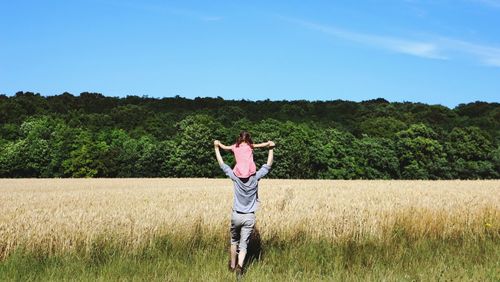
[220,163,271,213]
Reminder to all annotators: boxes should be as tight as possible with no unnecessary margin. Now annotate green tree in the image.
[396,124,449,179]
[135,136,164,177]
[314,128,358,179]
[359,117,407,139]
[110,105,148,130]
[251,120,322,178]
[12,92,48,116]
[0,123,21,141]
[170,114,224,177]
[110,130,140,177]
[0,117,53,177]
[157,140,177,177]
[445,127,497,179]
[45,120,78,177]
[0,93,498,179]
[62,130,108,177]
[353,137,400,179]
[492,146,500,177]
[0,99,25,123]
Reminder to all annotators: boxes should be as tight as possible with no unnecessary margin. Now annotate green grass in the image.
[1,233,499,281]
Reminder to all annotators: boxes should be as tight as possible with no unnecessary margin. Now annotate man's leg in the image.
[229,212,241,270]
[230,244,238,269]
[238,214,256,268]
[237,250,247,268]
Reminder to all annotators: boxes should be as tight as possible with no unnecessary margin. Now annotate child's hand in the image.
[214,140,220,147]
[268,141,275,148]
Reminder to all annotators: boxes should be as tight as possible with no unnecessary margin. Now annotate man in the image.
[214,139,275,278]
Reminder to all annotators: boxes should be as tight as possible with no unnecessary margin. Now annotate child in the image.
[218,131,271,178]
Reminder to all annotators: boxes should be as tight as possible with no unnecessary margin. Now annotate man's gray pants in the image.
[230,210,255,252]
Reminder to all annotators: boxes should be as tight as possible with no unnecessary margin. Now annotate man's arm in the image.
[266,141,275,166]
[215,140,239,181]
[253,141,270,149]
[256,141,275,180]
[214,140,224,166]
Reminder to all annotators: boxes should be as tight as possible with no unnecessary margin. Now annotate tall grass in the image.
[0,179,498,280]
[1,231,498,281]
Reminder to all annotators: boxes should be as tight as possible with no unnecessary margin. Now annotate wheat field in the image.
[0,178,498,261]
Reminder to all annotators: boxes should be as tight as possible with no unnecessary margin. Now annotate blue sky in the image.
[1,0,499,108]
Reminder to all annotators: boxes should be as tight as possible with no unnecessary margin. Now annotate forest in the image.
[0,91,498,179]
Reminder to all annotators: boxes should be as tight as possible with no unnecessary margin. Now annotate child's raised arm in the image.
[218,142,233,151]
[253,141,271,148]
[266,141,275,166]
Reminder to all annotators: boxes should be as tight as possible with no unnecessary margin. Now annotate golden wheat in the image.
[0,179,498,259]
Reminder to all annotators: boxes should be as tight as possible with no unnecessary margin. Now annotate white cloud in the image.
[285,17,446,59]
[438,37,500,67]
[282,16,500,67]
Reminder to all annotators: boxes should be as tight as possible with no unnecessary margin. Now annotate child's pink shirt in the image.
[231,142,256,178]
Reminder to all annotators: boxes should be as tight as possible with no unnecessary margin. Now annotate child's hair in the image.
[236,131,254,148]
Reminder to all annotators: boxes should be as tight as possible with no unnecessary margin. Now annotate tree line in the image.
[0,92,498,179]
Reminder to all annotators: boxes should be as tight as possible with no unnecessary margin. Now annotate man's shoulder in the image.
[255,164,271,180]
[258,164,271,172]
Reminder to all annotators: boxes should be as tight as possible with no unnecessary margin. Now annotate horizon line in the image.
[2,91,499,109]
